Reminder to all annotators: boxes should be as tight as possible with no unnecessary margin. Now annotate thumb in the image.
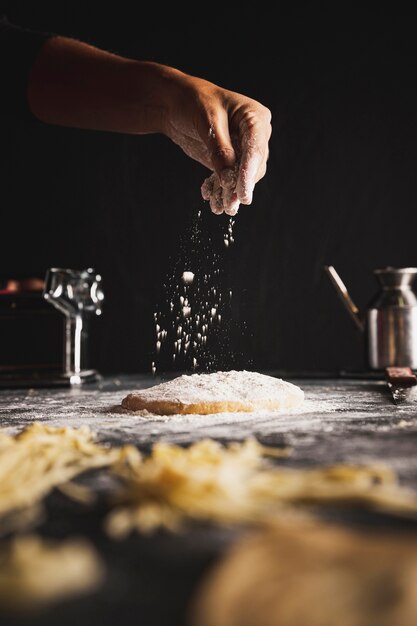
[204,115,238,180]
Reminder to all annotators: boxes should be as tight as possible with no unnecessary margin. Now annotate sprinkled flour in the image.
[152,209,249,375]
[121,370,304,415]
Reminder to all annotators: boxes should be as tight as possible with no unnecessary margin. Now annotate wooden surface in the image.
[1,373,417,625]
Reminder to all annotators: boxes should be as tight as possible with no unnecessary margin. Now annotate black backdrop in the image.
[1,2,417,375]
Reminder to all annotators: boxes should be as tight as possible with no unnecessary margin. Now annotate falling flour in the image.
[224,217,235,248]
[152,209,248,374]
[121,370,304,415]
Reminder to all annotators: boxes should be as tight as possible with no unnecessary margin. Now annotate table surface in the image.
[2,372,417,626]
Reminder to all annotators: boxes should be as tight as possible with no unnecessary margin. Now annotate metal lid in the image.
[373,267,417,289]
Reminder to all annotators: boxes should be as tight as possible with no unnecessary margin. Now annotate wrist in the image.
[130,61,187,135]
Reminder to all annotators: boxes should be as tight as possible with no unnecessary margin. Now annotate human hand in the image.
[163,71,272,216]
[27,39,271,216]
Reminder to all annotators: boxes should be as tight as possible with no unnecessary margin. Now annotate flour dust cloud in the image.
[152,209,251,374]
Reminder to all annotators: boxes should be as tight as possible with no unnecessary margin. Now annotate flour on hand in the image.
[201,167,240,216]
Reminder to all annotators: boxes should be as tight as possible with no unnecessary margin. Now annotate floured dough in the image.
[121,370,304,415]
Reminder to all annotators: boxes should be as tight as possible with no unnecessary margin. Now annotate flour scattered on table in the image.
[121,370,304,416]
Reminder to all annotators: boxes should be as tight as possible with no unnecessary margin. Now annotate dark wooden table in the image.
[1,373,417,626]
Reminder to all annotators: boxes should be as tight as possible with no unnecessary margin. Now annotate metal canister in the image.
[367,268,417,369]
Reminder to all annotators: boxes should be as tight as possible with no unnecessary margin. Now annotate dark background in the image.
[1,1,417,376]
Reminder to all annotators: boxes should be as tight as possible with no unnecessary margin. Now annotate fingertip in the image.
[220,167,238,189]
[223,192,240,216]
[224,204,239,217]
[210,195,224,215]
[236,156,257,204]
[201,176,214,201]
[240,192,253,205]
[237,177,254,205]
[207,128,237,178]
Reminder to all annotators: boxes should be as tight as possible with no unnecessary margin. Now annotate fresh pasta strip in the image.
[0,535,104,611]
[104,437,417,537]
[2,424,417,542]
[0,422,134,527]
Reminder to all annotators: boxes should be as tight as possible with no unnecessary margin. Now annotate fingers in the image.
[223,189,240,216]
[201,124,241,216]
[204,120,240,214]
[201,174,222,215]
[201,175,213,201]
[204,106,271,210]
[205,112,238,176]
[201,173,240,216]
[235,110,272,205]
[236,141,264,205]
[193,114,242,215]
[200,112,271,216]
[196,85,271,214]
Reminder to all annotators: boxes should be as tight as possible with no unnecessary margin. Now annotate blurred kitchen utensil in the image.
[44,267,104,385]
[385,366,417,405]
[325,266,417,370]
[0,267,103,388]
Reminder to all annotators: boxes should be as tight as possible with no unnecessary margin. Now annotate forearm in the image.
[26,32,272,214]
[27,35,184,135]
